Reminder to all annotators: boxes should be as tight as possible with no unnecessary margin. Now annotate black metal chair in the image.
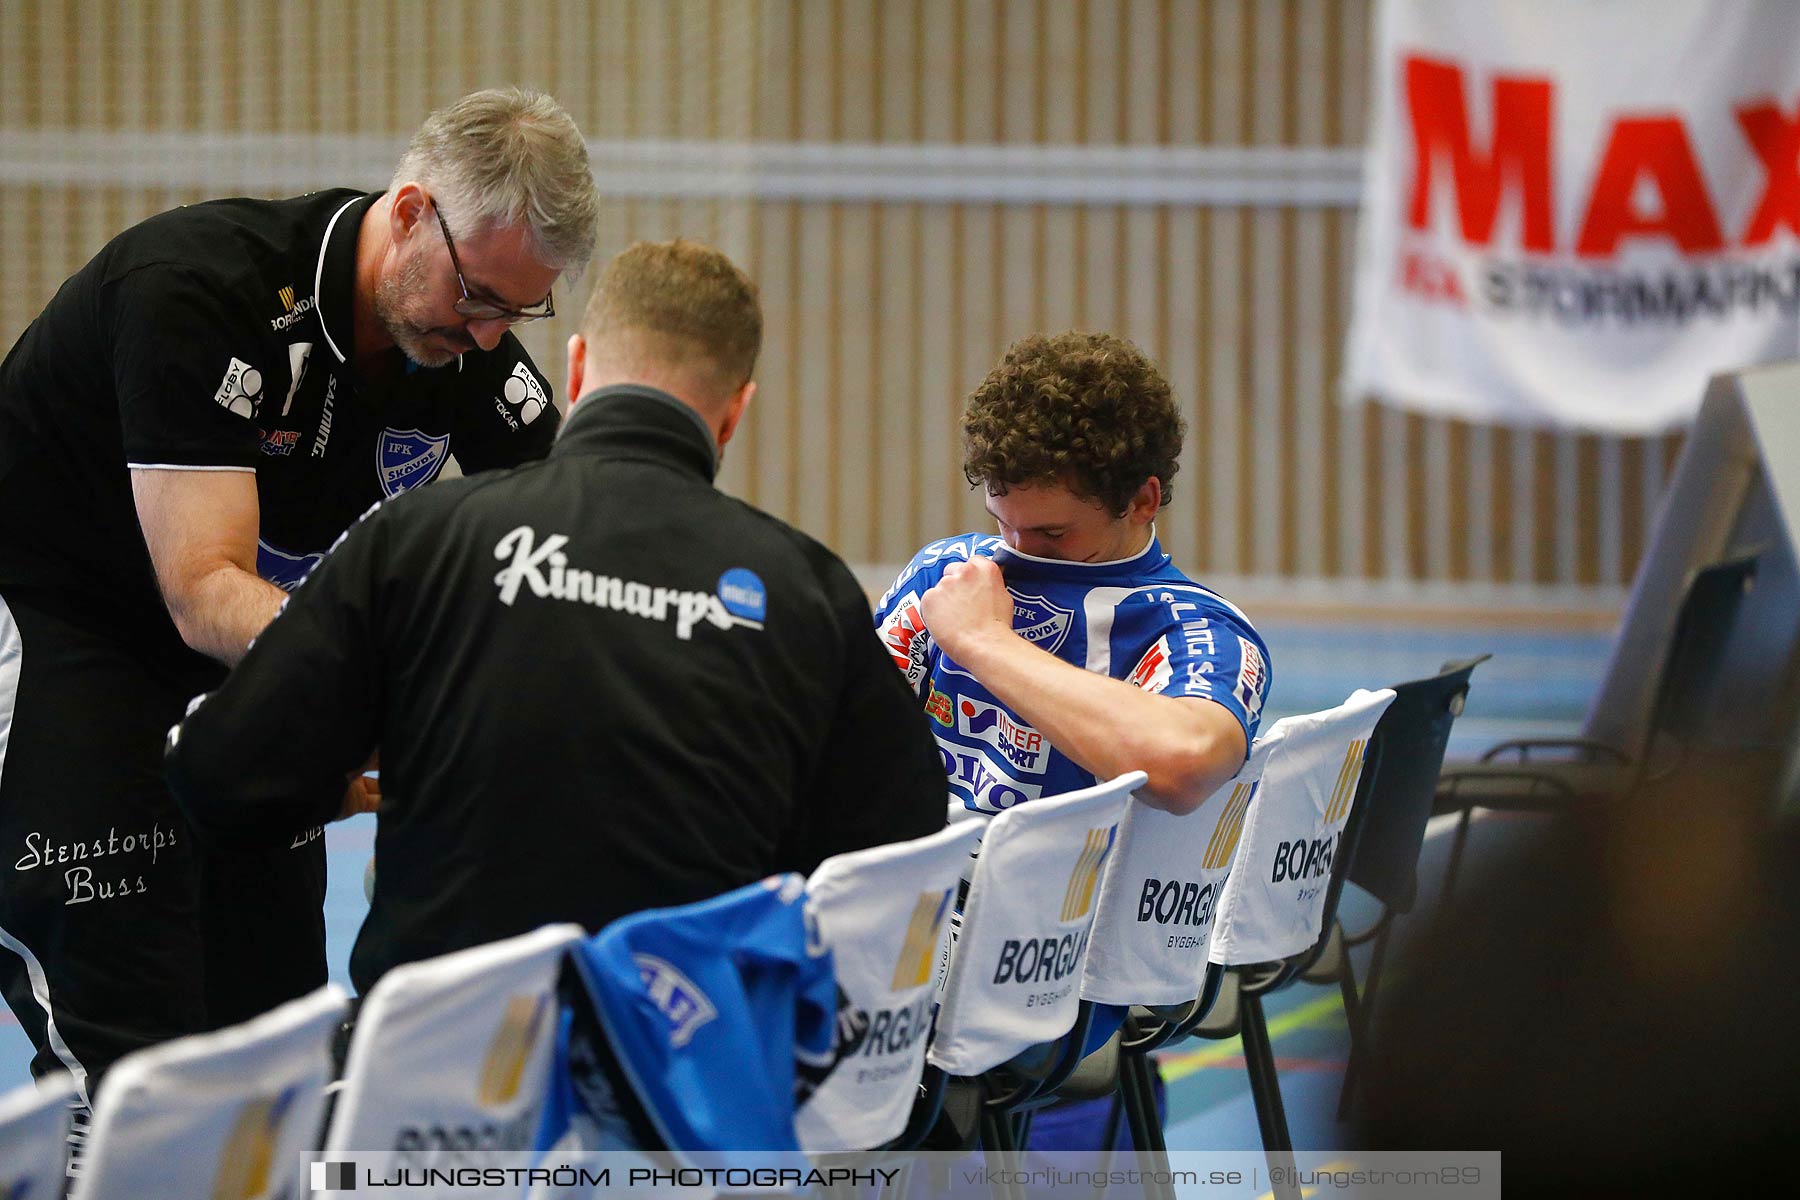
[893,1004,1098,1155]
[882,773,1139,1200]
[1173,690,1396,1185]
[1027,672,1487,1172]
[1434,555,1761,899]
[1293,655,1488,1118]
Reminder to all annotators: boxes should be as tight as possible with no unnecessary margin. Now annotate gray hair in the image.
[392,87,599,278]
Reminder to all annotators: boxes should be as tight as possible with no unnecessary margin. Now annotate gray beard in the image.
[374,253,458,368]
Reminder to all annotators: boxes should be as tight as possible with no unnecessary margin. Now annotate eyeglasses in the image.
[431,202,555,325]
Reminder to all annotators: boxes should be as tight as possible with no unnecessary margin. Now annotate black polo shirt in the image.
[0,189,558,667]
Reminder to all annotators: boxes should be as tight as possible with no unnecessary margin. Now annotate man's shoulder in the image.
[1093,560,1271,721]
[98,191,363,335]
[339,467,510,544]
[427,331,557,442]
[322,469,546,584]
[453,462,850,584]
[404,462,534,518]
[708,490,862,583]
[457,329,553,393]
[1105,559,1262,632]
[406,335,560,468]
[106,191,358,277]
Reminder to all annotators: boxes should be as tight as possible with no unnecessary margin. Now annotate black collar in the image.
[554,385,719,482]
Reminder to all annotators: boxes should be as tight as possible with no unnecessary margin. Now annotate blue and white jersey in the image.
[567,874,836,1155]
[874,532,1272,814]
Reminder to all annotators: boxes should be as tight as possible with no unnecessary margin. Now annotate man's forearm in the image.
[167,564,288,665]
[165,525,383,845]
[951,629,1241,813]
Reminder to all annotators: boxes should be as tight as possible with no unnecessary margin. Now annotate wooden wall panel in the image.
[0,0,1680,604]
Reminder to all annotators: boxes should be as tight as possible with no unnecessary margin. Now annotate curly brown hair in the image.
[962,331,1184,514]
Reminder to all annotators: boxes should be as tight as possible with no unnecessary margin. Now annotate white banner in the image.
[1346,0,1800,433]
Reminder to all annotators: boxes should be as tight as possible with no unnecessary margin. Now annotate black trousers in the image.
[0,584,327,1100]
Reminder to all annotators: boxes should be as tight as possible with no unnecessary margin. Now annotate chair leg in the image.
[1119,1053,1177,1200]
[1361,916,1394,1020]
[1091,1088,1122,1200]
[980,1104,1017,1153]
[1338,918,1394,1120]
[892,1064,947,1152]
[1241,991,1304,1200]
[1239,992,1292,1152]
[1334,941,1365,1122]
[1119,1050,1163,1154]
[1100,1088,1124,1152]
[979,1104,1022,1200]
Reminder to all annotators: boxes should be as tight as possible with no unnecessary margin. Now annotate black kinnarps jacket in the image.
[166,385,947,991]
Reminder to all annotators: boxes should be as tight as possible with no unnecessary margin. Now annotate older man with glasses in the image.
[0,86,598,1137]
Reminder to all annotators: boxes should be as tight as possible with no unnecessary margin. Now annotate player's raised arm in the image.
[921,555,1245,813]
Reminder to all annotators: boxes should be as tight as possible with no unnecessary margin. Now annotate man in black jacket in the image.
[164,239,948,993]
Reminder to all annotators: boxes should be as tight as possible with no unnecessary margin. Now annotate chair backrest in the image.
[945,799,991,884]
[1079,747,1274,1007]
[569,874,835,1157]
[934,805,994,998]
[1646,554,1760,754]
[927,772,1140,1077]
[1208,690,1396,967]
[324,924,582,1169]
[1344,657,1486,912]
[73,986,346,1200]
[797,821,983,1152]
[0,1074,78,1197]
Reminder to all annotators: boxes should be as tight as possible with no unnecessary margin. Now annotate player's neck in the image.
[351,198,398,369]
[1105,524,1154,563]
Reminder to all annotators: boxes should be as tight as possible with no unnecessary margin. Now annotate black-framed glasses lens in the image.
[433,203,555,325]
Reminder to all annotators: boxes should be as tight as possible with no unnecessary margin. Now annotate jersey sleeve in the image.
[786,559,948,869]
[448,333,561,473]
[1116,597,1273,749]
[106,263,270,470]
[164,501,389,847]
[873,537,976,697]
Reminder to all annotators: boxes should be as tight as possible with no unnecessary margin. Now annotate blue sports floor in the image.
[0,615,1612,1149]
